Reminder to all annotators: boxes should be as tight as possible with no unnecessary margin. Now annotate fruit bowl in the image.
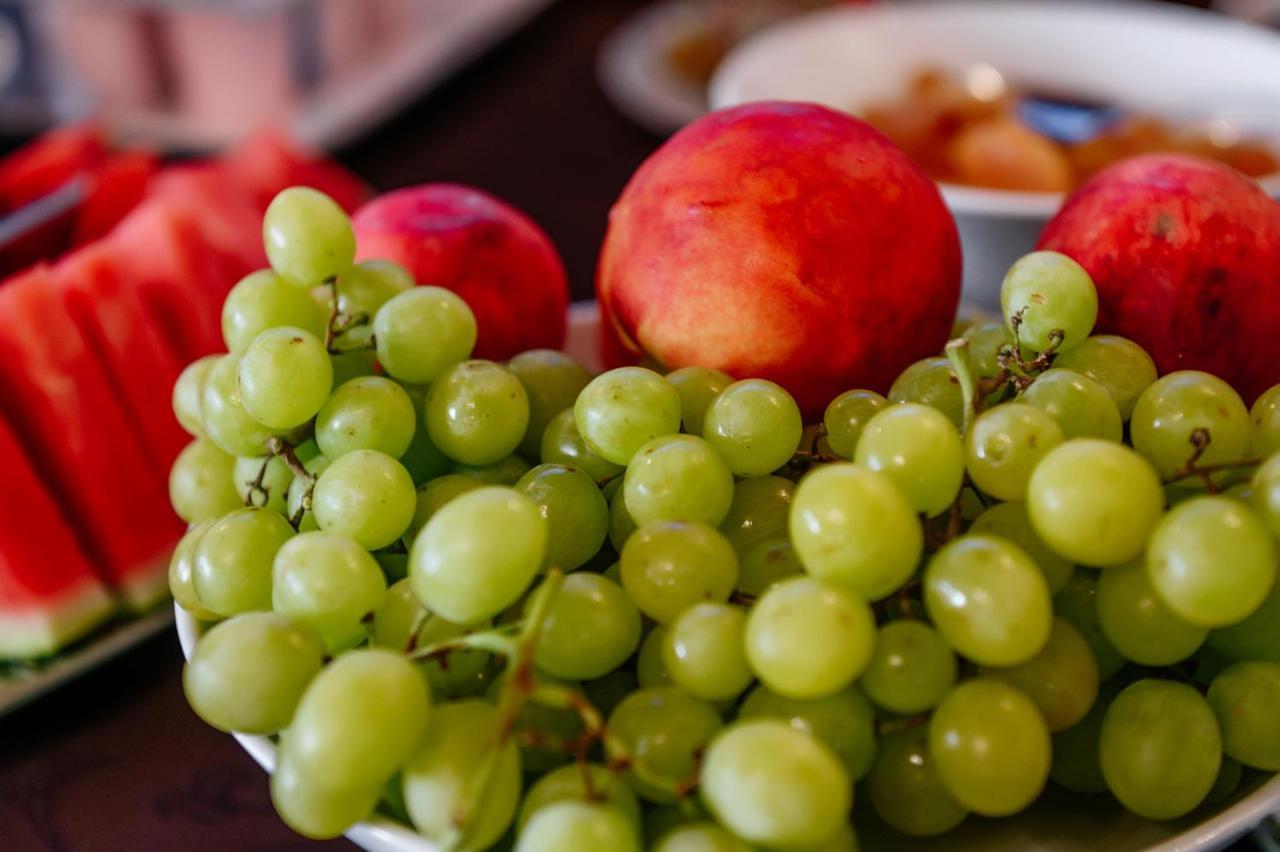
[175,300,1280,852]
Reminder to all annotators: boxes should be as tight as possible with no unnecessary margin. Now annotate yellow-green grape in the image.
[888,356,963,429]
[518,763,641,833]
[636,625,672,688]
[509,349,592,457]
[328,259,414,347]
[453,454,531,485]
[172,354,220,437]
[193,507,294,617]
[965,403,1064,501]
[653,822,752,852]
[1000,250,1097,353]
[515,801,641,852]
[270,751,382,840]
[1251,454,1280,539]
[1053,334,1157,420]
[969,501,1072,594]
[855,403,964,517]
[315,376,417,460]
[237,327,333,430]
[620,521,738,623]
[666,366,733,437]
[663,603,754,702]
[221,268,325,353]
[1131,370,1251,480]
[575,367,682,466]
[540,408,624,485]
[962,320,1014,377]
[169,438,242,523]
[1020,368,1122,442]
[703,379,804,476]
[424,359,530,466]
[1050,680,1120,794]
[233,455,293,516]
[623,434,735,527]
[262,187,355,287]
[285,452,331,533]
[718,476,794,557]
[980,618,1098,732]
[738,684,876,781]
[200,354,278,457]
[374,286,477,385]
[371,580,489,695]
[822,389,889,459]
[606,687,722,802]
[609,482,639,552]
[859,619,957,715]
[867,727,968,836]
[329,348,378,388]
[1095,561,1207,666]
[1207,661,1280,771]
[1055,568,1125,679]
[737,539,803,596]
[271,531,387,652]
[1207,580,1280,663]
[516,463,609,571]
[1251,384,1280,457]
[169,521,218,619]
[528,572,641,680]
[312,449,416,550]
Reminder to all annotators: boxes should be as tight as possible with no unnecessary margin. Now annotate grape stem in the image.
[263,437,316,531]
[875,713,929,736]
[1163,427,1262,494]
[242,456,273,508]
[321,273,376,355]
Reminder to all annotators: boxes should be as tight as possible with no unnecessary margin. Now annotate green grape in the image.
[1095,562,1207,665]
[1027,439,1164,567]
[924,535,1053,666]
[172,354,219,437]
[371,580,489,695]
[888,356,964,429]
[962,320,1014,377]
[798,822,860,852]
[540,408,625,484]
[624,434,735,527]
[410,486,546,623]
[664,603,753,701]
[718,476,794,557]
[969,501,1072,595]
[169,521,219,619]
[509,349,592,457]
[619,521,737,623]
[855,403,964,517]
[1207,661,1280,770]
[222,268,324,353]
[703,379,803,476]
[636,625,673,688]
[516,801,640,852]
[1131,370,1251,480]
[1049,680,1119,794]
[1000,250,1097,353]
[1251,384,1280,457]
[311,449,415,550]
[582,669,637,718]
[700,719,851,848]
[737,539,803,595]
[1021,368,1122,442]
[314,377,416,460]
[201,354,278,457]
[1053,334,1157,420]
[517,764,641,832]
[1055,568,1125,679]
[272,531,388,651]
[1099,679,1221,819]
[1253,453,1280,540]
[193,507,293,617]
[237,327,333,430]
[930,678,1051,816]
[1208,580,1280,662]
[607,686,722,802]
[285,452,331,533]
[396,387,451,486]
[183,612,323,734]
[402,699,521,848]
[867,727,968,836]
[609,483,639,552]
[233,454,293,517]
[454,454,531,485]
[981,618,1098,731]
[262,187,355,287]
[654,822,751,852]
[285,648,430,790]
[575,367,682,466]
[372,286,477,384]
[528,572,641,680]
[822,390,888,459]
[329,259,414,347]
[424,359,529,465]
[329,348,378,388]
[169,438,242,523]
[666,366,734,437]
[404,474,483,545]
[1147,495,1276,627]
[739,684,876,781]
[270,751,382,840]
[965,404,1064,501]
[788,463,923,601]
[859,619,957,714]
[516,463,609,571]
[744,577,875,699]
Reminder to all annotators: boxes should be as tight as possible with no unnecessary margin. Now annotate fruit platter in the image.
[152,99,1280,851]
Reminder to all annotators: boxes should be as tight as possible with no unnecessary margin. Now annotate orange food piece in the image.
[948,117,1073,192]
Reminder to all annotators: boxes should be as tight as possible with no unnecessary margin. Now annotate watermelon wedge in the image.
[70,149,160,246]
[218,128,368,213]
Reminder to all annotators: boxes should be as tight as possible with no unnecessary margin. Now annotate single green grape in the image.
[703,379,804,476]
[737,539,803,595]
[666,367,734,437]
[329,259,414,347]
[270,751,382,840]
[606,687,721,803]
[623,434,735,527]
[619,521,738,623]
[271,531,387,651]
[718,476,794,557]
[540,408,625,484]
[1053,334,1157,420]
[788,463,923,601]
[233,454,293,517]
[518,763,641,832]
[1000,250,1097,353]
[980,618,1098,731]
[404,474,483,546]
[822,389,888,459]
[1131,370,1251,480]
[609,482,639,552]
[1026,439,1164,567]
[262,187,355,287]
[193,507,294,617]
[1251,384,1280,457]
[329,348,378,388]
[575,367,682,466]
[738,684,876,781]
[1207,579,1280,662]
[453,454,531,485]
[1253,454,1280,539]
[509,349,592,457]
[200,354,278,457]
[424,359,529,466]
[663,603,754,702]
[516,463,609,571]
[965,403,1064,501]
[867,727,968,836]
[888,356,964,429]
[222,268,325,353]
[1050,680,1120,794]
[312,449,416,550]
[237,327,333,430]
[969,501,1071,594]
[1207,661,1280,771]
[860,619,957,714]
[528,572,641,680]
[285,451,331,533]
[172,354,219,437]
[169,438,242,523]
[1055,568,1125,679]
[397,386,452,485]
[653,822,751,852]
[636,625,673,688]
[962,320,1014,377]
[855,403,964,516]
[371,579,489,695]
[515,801,641,852]
[1095,562,1207,666]
[1021,368,1122,442]
[315,376,417,460]
[373,286,477,385]
[169,521,219,619]
[1099,679,1221,819]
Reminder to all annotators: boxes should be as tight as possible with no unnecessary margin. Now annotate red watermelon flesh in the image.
[219,128,368,213]
[0,123,107,212]
[71,149,160,247]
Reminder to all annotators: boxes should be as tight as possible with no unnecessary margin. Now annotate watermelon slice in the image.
[219,128,368,213]
[0,123,106,212]
[0,414,115,659]
[70,149,160,246]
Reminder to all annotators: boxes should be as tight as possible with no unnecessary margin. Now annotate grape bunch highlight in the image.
[170,189,1280,851]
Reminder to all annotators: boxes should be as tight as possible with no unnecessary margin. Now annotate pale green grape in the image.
[664,603,753,701]
[540,408,624,484]
[285,452,331,533]
[1208,580,1280,662]
[965,404,1064,501]
[329,259,414,347]
[1207,661,1280,770]
[516,463,609,571]
[1027,439,1164,567]
[516,801,640,852]
[263,187,355,287]
[404,474,482,545]
[739,684,876,781]
[789,463,923,601]
[201,354,278,457]
[271,751,381,840]
[1055,568,1125,680]
[237,327,333,430]
[1021,368,1122,442]
[1099,679,1221,819]
[609,482,639,552]
[312,449,415,550]
[329,348,378,390]
[1147,495,1276,627]
[1000,250,1097,353]
[1131,370,1251,479]
[981,618,1098,731]
[654,822,751,852]
[620,521,737,623]
[169,521,218,619]
[859,619,957,714]
[575,367,682,466]
[737,539,802,595]
[397,386,451,485]
[607,686,721,802]
[962,320,1014,377]
[636,625,673,688]
[1251,384,1280,457]
[315,376,416,460]
[373,286,476,384]
[169,438,242,523]
[718,476,793,556]
[454,454,531,485]
[700,719,851,848]
[272,531,387,651]
[867,728,968,836]
[517,763,641,832]
[528,572,641,680]
[371,579,489,695]
[855,403,964,516]
[194,507,294,616]
[924,535,1053,666]
[1253,454,1280,539]
[703,379,803,476]
[1095,562,1207,665]
[233,454,293,517]
[969,501,1073,595]
[822,390,888,459]
[183,612,323,734]
[887,357,963,429]
[666,367,734,437]
[173,355,219,437]
[930,678,1051,816]
[509,349,592,457]
[424,359,529,465]
[1053,334,1157,420]
[624,434,734,527]
[744,577,875,699]
[1050,681,1118,793]
[222,268,324,353]
[410,486,546,623]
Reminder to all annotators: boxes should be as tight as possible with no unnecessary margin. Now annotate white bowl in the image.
[709,0,1280,307]
[176,301,1280,851]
